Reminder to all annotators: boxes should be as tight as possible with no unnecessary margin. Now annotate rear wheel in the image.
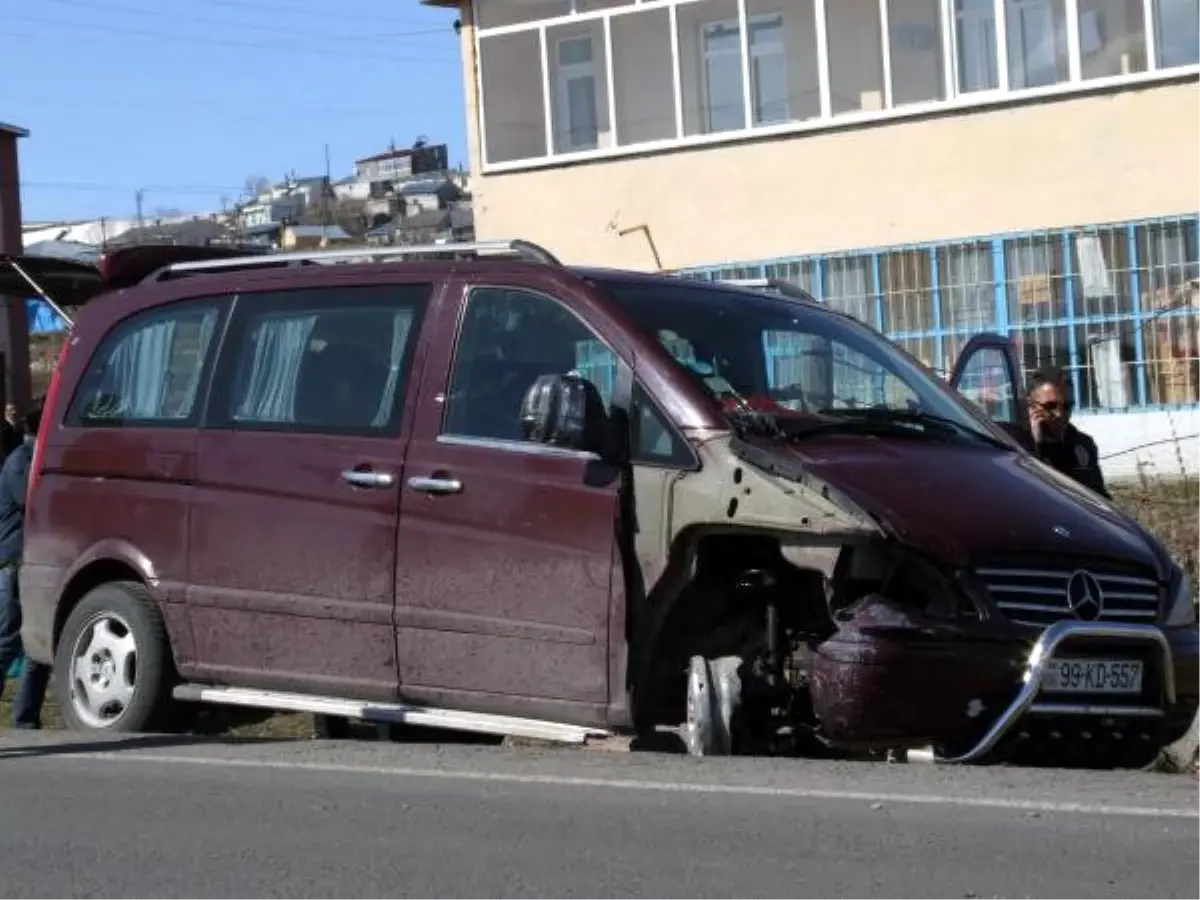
[53,581,176,733]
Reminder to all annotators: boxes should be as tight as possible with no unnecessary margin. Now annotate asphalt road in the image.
[0,732,1196,899]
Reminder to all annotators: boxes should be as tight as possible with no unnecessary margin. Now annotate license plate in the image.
[1040,658,1144,695]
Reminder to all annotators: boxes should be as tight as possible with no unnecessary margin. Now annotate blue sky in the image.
[2,0,466,223]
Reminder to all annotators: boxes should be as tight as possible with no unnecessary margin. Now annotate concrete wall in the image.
[1078,408,1200,480]
[466,76,1198,270]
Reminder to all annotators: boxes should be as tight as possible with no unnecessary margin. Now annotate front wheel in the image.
[53,582,175,733]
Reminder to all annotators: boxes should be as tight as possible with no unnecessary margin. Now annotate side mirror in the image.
[520,373,609,454]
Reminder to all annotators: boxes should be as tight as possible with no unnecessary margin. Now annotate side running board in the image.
[172,684,610,745]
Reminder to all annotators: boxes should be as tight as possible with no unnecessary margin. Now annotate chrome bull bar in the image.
[938,620,1175,764]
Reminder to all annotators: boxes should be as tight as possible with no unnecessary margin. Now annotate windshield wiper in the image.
[726,406,786,438]
[815,407,1008,447]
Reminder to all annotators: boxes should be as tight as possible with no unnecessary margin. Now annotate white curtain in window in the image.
[941,245,995,330]
[372,310,416,427]
[236,315,318,422]
[108,320,177,418]
[824,258,874,325]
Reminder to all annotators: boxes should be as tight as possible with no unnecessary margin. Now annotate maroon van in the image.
[8,240,1197,768]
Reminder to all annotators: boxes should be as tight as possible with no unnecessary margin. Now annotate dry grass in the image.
[1110,475,1199,603]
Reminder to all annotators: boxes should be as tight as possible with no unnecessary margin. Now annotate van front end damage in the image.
[634,434,1196,768]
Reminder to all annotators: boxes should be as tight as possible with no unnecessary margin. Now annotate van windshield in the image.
[589,276,1000,444]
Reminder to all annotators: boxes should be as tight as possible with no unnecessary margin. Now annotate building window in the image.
[823,256,877,327]
[555,35,601,150]
[827,0,887,113]
[1078,0,1148,79]
[955,0,1000,92]
[1154,0,1200,67]
[701,12,790,129]
[748,14,789,124]
[889,0,949,105]
[611,4,679,145]
[1006,0,1071,89]
[474,0,1200,169]
[701,20,747,132]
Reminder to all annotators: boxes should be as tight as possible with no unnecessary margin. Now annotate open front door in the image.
[949,332,1032,448]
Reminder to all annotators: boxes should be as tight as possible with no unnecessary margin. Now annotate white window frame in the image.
[553,33,601,151]
[471,0,1199,173]
[700,12,789,133]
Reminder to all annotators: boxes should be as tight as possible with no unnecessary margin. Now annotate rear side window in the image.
[67,298,224,426]
[208,284,430,436]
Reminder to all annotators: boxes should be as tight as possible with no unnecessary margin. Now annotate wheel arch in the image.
[628,524,805,724]
[50,539,165,656]
[53,558,149,652]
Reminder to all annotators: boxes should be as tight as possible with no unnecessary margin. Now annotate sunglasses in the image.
[1032,399,1069,413]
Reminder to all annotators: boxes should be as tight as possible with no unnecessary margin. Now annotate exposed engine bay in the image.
[639,533,1180,769]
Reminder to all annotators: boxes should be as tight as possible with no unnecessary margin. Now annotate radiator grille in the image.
[976,567,1161,627]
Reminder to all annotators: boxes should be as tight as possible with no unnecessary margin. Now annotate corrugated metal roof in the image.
[287,224,352,239]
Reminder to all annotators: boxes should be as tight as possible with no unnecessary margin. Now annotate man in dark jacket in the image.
[1027,369,1110,499]
[0,402,22,460]
[0,403,51,728]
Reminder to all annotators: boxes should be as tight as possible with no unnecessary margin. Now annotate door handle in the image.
[407,475,463,495]
[341,469,396,489]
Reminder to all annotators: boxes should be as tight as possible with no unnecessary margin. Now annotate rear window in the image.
[66,298,225,427]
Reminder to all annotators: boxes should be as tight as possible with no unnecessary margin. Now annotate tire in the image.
[53,581,176,733]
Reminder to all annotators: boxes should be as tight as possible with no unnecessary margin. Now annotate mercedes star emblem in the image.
[1065,570,1104,621]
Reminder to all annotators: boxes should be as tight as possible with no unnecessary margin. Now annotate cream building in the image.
[424,0,1199,476]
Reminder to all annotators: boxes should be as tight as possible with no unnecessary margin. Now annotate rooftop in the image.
[355,147,416,165]
[0,122,29,138]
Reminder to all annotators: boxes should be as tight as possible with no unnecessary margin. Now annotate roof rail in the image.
[712,277,816,302]
[140,238,561,283]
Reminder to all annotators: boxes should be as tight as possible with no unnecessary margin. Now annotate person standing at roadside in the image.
[1027,369,1110,499]
[0,401,22,460]
[0,403,51,728]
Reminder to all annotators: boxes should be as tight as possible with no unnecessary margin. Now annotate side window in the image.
[443,287,619,442]
[212,284,429,435]
[68,299,224,426]
[631,382,695,468]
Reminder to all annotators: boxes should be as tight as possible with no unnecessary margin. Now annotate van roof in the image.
[3,239,823,328]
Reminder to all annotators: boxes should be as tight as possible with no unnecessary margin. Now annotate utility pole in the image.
[324,142,332,232]
[135,188,145,233]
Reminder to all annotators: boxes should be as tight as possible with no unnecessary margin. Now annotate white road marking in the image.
[48,749,1200,819]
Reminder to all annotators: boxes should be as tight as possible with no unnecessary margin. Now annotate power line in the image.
[8,90,462,123]
[204,0,453,26]
[7,13,460,64]
[20,181,247,195]
[39,0,454,48]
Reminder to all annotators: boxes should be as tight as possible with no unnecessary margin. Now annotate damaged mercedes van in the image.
[13,240,1197,767]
